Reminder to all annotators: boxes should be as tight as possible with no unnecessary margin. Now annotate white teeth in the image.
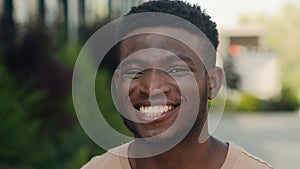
[164,106,168,112]
[138,105,175,116]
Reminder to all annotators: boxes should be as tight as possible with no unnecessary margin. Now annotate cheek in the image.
[128,80,140,96]
[177,75,205,91]
[116,79,131,98]
[117,78,141,103]
[176,75,207,102]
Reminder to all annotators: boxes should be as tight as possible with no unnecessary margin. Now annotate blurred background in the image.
[0,0,299,168]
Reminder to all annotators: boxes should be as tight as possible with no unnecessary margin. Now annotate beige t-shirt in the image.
[82,142,274,169]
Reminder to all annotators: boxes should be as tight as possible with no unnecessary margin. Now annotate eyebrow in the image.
[165,54,197,66]
[119,54,198,68]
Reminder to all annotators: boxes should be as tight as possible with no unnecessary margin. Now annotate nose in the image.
[139,69,172,97]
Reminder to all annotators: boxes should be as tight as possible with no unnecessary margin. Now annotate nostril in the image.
[160,85,171,93]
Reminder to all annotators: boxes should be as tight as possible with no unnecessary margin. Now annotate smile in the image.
[138,105,175,116]
[130,98,182,121]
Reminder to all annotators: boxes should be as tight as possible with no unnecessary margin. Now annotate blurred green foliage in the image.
[0,62,42,168]
[225,86,299,112]
[0,45,107,168]
[0,1,127,168]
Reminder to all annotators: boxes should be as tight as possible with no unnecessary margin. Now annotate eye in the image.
[168,67,192,76]
[169,68,188,73]
[121,69,144,79]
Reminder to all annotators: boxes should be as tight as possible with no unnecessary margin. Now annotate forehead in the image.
[119,48,198,70]
[119,27,215,67]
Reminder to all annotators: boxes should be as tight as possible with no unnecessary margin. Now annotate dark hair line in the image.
[125,0,219,49]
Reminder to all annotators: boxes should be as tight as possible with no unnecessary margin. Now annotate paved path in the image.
[213,112,300,169]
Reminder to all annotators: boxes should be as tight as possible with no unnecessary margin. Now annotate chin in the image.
[125,119,191,146]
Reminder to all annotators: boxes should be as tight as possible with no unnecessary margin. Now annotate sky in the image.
[186,0,298,28]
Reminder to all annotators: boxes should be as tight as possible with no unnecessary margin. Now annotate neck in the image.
[129,121,228,169]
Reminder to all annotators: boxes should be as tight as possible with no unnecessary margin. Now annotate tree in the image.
[58,0,69,41]
[0,0,16,50]
[108,0,112,19]
[38,0,45,25]
[79,0,85,25]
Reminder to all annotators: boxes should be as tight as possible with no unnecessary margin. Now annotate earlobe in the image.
[207,67,223,100]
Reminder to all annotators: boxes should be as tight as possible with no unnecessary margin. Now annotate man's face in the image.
[115,27,212,141]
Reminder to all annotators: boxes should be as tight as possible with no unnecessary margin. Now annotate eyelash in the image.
[121,69,144,79]
[167,66,193,76]
[168,67,190,73]
[121,66,193,79]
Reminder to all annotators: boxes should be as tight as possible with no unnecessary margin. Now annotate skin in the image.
[115,27,227,169]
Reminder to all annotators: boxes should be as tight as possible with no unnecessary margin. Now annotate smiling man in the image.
[82,1,274,169]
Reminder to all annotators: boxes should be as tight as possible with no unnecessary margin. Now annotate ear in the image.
[114,69,121,89]
[207,67,223,100]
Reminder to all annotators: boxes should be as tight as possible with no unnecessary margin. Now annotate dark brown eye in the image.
[170,68,187,73]
[168,67,191,76]
[121,69,144,79]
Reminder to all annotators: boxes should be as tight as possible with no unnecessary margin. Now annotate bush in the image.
[0,64,44,168]
[225,87,299,112]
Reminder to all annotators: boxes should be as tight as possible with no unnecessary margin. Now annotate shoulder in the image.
[81,152,122,169]
[81,143,131,169]
[222,142,274,169]
[237,149,274,169]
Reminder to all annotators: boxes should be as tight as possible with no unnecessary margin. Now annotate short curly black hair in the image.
[104,0,219,71]
[124,0,219,49]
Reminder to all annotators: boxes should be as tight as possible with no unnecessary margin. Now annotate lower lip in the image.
[134,106,180,122]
